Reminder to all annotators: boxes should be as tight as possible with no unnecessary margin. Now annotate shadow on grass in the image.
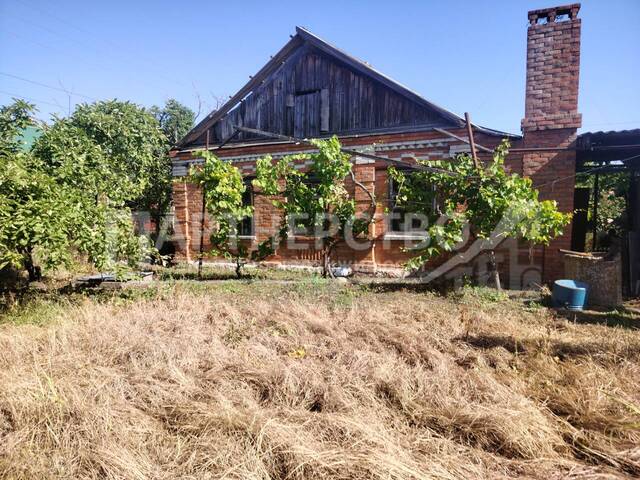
[157,270,249,281]
[355,277,455,295]
[555,308,640,330]
[457,334,523,354]
[459,332,640,361]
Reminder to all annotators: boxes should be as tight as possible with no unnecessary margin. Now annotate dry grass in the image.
[1,281,639,479]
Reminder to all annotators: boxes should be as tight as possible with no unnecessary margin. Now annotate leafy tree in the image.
[33,100,172,240]
[0,100,152,282]
[0,99,35,156]
[0,101,139,281]
[254,136,374,277]
[144,99,196,237]
[389,140,570,287]
[0,156,145,281]
[188,151,257,277]
[0,101,67,280]
[0,151,71,280]
[151,99,196,146]
[34,100,167,206]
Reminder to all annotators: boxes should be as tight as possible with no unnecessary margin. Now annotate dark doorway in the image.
[294,91,320,138]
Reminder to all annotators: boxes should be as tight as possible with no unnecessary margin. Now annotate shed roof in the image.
[576,129,640,172]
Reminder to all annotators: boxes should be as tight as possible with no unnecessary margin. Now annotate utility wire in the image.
[0,72,97,101]
[0,89,63,109]
[12,0,188,89]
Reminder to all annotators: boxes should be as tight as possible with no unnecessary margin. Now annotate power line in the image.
[0,72,97,101]
[4,21,182,99]
[12,0,189,89]
[0,89,64,109]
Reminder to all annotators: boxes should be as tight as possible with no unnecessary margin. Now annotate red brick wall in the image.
[522,4,582,132]
[170,4,582,286]
[520,4,582,283]
[170,130,519,279]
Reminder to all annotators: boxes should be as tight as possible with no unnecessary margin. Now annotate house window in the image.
[290,174,321,236]
[388,171,436,233]
[238,179,253,236]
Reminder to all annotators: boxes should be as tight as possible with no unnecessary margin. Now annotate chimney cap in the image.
[528,3,580,25]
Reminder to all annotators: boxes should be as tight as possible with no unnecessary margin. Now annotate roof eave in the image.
[176,27,519,149]
[176,34,304,148]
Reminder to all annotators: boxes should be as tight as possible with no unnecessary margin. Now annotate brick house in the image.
[170,4,582,287]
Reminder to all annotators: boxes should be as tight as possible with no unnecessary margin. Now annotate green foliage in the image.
[32,100,166,263]
[142,99,196,232]
[0,100,153,281]
[189,151,254,277]
[389,140,571,270]
[150,99,196,146]
[585,173,628,238]
[0,151,73,275]
[0,99,35,156]
[34,100,167,206]
[0,150,146,279]
[596,190,626,236]
[254,136,373,276]
[456,285,509,303]
[0,101,76,278]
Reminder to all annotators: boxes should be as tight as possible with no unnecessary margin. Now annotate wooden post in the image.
[183,181,191,263]
[464,112,479,169]
[592,173,600,252]
[197,131,210,279]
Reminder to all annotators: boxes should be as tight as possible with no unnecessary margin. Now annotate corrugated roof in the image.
[577,129,640,149]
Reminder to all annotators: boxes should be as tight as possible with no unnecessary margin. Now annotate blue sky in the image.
[1,0,639,134]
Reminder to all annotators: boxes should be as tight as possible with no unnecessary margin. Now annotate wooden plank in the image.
[320,88,329,132]
[177,35,304,147]
[434,127,493,153]
[233,125,460,176]
[465,112,479,168]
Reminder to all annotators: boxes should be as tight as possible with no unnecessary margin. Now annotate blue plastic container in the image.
[552,279,589,310]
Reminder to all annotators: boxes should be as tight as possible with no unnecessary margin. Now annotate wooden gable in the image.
[179,28,465,149]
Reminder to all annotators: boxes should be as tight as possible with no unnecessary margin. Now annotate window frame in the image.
[387,170,437,235]
[288,174,324,238]
[237,177,254,238]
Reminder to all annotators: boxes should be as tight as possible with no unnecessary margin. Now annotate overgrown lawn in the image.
[1,281,639,479]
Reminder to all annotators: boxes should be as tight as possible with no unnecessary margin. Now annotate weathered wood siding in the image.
[191,45,457,146]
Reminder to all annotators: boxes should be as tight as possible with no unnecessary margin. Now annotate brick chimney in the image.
[521,4,582,282]
[522,4,582,133]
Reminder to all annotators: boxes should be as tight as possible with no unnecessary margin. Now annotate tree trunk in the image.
[489,250,502,291]
[23,249,41,282]
[235,258,243,279]
[322,248,329,278]
[321,240,335,279]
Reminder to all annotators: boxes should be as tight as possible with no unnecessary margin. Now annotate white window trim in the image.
[383,232,429,241]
